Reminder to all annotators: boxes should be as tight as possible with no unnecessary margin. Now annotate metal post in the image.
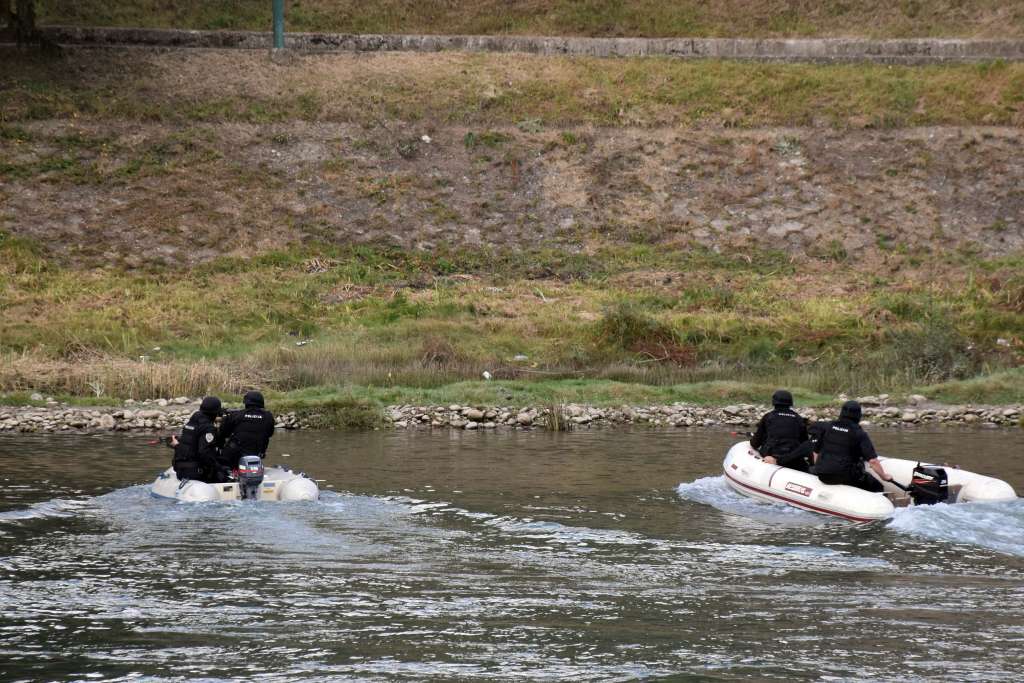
[272,0,284,49]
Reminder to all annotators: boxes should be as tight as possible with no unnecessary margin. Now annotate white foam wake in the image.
[0,497,96,523]
[889,498,1024,557]
[676,475,823,526]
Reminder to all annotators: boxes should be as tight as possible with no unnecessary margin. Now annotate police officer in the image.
[217,390,275,478]
[810,400,892,492]
[751,389,810,471]
[170,396,223,483]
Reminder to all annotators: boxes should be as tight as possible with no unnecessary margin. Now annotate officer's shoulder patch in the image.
[205,433,215,443]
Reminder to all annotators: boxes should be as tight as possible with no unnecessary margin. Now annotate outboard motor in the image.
[909,464,949,505]
[237,455,265,500]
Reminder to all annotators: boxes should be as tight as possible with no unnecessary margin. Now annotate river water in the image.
[1,427,1022,682]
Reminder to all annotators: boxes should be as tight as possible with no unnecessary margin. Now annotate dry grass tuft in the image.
[0,353,262,398]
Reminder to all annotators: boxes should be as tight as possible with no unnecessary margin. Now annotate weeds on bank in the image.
[923,368,1024,404]
[0,354,259,399]
[275,396,384,430]
[544,404,572,431]
[268,380,834,410]
[3,50,1023,128]
[2,236,1023,401]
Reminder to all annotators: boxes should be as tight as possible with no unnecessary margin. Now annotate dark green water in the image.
[1,428,1023,681]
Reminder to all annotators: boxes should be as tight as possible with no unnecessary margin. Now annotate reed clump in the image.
[593,302,695,365]
[544,403,572,431]
[0,353,259,399]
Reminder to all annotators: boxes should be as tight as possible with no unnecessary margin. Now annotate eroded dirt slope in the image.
[2,121,1022,266]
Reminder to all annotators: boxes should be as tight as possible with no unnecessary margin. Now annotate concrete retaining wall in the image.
[39,26,1024,64]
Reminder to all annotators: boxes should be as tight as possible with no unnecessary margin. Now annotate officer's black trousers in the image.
[817,470,884,493]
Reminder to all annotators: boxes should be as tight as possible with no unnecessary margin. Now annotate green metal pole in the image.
[272,0,284,49]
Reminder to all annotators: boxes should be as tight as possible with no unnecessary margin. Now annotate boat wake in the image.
[373,492,892,576]
[676,476,824,526]
[676,476,1024,557]
[378,494,655,550]
[0,497,96,523]
[889,498,1024,557]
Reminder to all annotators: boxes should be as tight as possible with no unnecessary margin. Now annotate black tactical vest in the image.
[760,409,805,455]
[225,409,274,455]
[814,420,859,475]
[173,413,213,478]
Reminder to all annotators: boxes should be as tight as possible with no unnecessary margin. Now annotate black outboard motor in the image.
[237,455,265,500]
[909,464,949,505]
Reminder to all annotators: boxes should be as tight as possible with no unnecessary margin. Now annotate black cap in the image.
[200,396,222,416]
[243,390,265,408]
[771,389,793,407]
[840,400,862,423]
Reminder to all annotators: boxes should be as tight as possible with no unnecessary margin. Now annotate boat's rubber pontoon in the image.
[722,441,1017,522]
[151,458,319,503]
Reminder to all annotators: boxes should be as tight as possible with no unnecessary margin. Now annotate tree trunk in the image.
[10,0,60,53]
[15,0,37,43]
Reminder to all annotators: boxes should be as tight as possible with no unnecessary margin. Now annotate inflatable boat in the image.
[723,441,1017,522]
[151,455,319,502]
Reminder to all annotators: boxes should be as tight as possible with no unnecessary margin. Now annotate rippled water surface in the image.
[1,427,1023,681]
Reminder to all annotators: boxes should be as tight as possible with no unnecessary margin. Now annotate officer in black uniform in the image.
[216,390,275,480]
[810,400,892,492]
[170,396,223,483]
[750,389,810,472]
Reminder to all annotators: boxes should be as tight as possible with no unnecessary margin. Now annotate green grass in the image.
[32,1,1024,39]
[268,379,834,409]
[0,392,48,407]
[274,396,385,430]
[3,50,1024,128]
[0,392,138,407]
[922,368,1024,404]
[3,236,1022,402]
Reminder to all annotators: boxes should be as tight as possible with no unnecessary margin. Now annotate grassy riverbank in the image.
[31,0,1024,39]
[3,235,1023,404]
[2,45,1022,410]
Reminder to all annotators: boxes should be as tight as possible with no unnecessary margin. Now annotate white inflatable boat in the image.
[723,441,1017,522]
[151,456,319,503]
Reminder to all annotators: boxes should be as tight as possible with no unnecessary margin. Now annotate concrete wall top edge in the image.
[30,26,1024,64]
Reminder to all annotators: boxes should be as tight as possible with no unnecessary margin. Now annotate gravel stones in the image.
[1,397,1022,434]
[376,401,1024,431]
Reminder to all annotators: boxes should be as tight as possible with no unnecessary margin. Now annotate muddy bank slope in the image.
[4,119,1023,267]
[3,49,1023,266]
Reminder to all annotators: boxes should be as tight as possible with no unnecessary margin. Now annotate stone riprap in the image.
[0,397,1020,434]
[0,399,303,434]
[37,27,1024,64]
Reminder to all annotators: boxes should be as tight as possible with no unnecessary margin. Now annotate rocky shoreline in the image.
[0,395,1021,434]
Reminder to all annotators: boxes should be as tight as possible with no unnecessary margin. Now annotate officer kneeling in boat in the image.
[752,390,810,472]
[216,390,275,481]
[810,400,892,492]
[170,396,224,483]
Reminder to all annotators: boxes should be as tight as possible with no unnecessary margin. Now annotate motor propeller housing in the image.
[909,464,949,505]
[237,455,265,500]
